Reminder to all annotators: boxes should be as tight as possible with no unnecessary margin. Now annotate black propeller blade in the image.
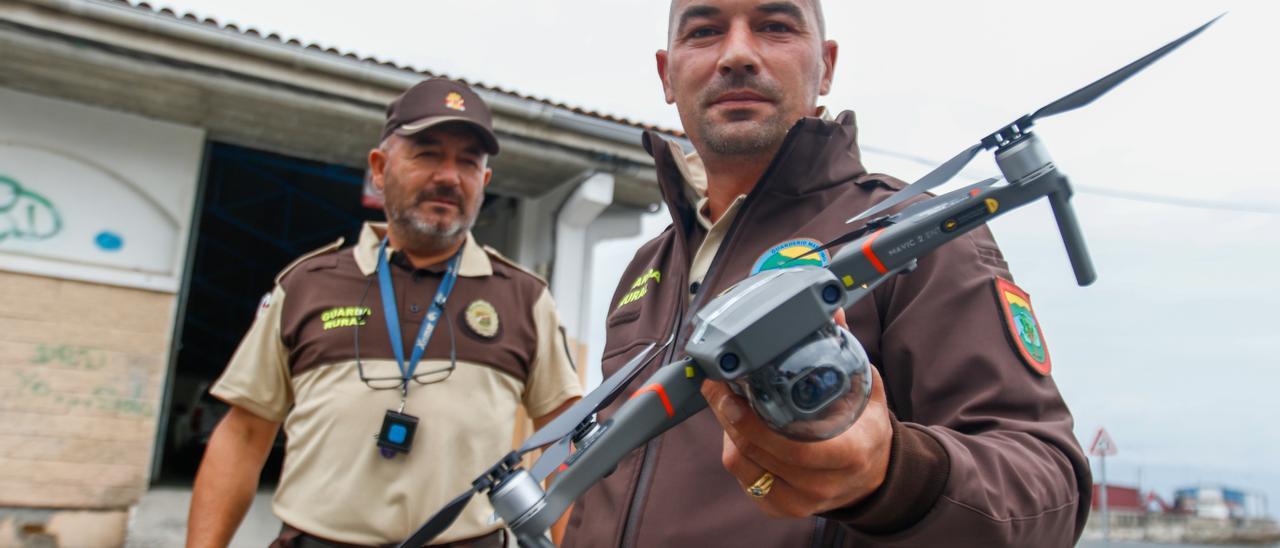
[519,340,665,452]
[850,144,984,223]
[850,15,1221,225]
[1032,14,1224,122]
[399,486,479,548]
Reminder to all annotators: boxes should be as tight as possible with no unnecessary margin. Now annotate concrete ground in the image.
[125,486,279,547]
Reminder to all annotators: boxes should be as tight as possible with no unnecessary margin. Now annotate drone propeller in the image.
[401,342,668,547]
[400,486,481,548]
[519,340,665,452]
[1032,14,1224,122]
[530,434,573,482]
[849,15,1222,224]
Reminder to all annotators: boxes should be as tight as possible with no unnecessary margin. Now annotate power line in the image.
[861,145,1280,216]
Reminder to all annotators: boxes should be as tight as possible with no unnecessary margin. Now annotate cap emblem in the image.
[445,92,467,112]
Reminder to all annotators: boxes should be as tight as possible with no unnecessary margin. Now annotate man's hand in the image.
[700,309,893,518]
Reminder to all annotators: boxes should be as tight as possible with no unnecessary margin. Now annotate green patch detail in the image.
[322,306,372,330]
[617,269,661,309]
[1009,303,1046,363]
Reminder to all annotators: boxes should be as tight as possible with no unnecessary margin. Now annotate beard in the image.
[692,72,792,157]
[384,183,477,252]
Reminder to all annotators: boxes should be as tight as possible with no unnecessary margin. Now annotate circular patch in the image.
[750,238,830,275]
[464,300,500,338]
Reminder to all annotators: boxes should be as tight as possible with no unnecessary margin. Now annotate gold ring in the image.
[747,471,774,498]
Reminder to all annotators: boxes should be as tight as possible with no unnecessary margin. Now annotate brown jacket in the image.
[563,111,1091,547]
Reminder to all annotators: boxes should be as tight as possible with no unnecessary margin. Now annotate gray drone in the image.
[401,16,1221,548]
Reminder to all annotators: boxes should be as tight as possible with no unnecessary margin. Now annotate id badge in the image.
[377,410,419,457]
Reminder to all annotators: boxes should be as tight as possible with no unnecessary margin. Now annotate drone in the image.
[400,15,1222,548]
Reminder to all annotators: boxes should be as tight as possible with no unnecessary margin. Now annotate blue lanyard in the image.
[376,237,461,394]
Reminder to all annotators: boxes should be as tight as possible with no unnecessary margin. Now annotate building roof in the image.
[105,0,682,137]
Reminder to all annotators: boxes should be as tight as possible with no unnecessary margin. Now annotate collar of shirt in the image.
[672,107,835,231]
[352,222,492,278]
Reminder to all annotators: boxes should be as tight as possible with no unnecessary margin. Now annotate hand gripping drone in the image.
[400,16,1221,548]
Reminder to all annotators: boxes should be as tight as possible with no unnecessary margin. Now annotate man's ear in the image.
[483,167,493,188]
[819,40,839,96]
[656,49,676,104]
[368,147,388,192]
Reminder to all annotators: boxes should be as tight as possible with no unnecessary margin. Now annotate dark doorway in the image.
[156,143,380,482]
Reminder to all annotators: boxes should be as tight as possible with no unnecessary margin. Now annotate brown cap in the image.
[381,78,500,155]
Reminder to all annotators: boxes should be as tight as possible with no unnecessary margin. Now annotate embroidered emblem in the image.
[750,238,830,275]
[993,278,1051,376]
[445,92,466,111]
[465,300,499,338]
[321,306,372,331]
[616,268,661,309]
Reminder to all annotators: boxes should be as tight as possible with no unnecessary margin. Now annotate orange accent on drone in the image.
[630,384,675,418]
[863,229,889,274]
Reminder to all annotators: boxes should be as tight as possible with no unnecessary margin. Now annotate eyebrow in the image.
[757,1,806,23]
[676,5,721,34]
[676,2,808,35]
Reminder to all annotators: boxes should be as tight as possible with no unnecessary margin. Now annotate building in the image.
[0,1,678,545]
[1174,486,1271,521]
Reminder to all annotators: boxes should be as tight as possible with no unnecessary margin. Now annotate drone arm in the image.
[1044,174,1096,286]
[497,358,707,546]
[828,170,1087,294]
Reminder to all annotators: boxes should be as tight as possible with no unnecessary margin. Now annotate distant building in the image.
[1175,486,1270,520]
[1093,484,1145,513]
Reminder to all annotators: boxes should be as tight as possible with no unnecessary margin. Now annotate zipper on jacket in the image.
[617,124,808,548]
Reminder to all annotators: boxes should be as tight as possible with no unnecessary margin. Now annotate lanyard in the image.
[377,237,461,395]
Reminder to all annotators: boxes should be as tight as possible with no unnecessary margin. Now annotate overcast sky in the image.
[156,0,1280,510]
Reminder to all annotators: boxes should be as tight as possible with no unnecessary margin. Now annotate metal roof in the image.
[107,0,683,137]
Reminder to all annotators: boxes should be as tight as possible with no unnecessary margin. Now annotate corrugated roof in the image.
[112,0,683,136]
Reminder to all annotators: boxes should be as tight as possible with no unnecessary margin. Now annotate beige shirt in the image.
[212,223,582,545]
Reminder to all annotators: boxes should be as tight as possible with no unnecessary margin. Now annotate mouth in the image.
[710,90,773,109]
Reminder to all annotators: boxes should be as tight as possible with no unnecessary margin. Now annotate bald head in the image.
[667,0,826,44]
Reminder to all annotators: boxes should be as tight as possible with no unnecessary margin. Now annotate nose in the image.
[430,156,464,187]
[717,20,761,77]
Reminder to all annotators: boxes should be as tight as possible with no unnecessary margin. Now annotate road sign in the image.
[1090,427,1118,457]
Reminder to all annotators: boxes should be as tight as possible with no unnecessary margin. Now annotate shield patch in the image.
[993,277,1051,376]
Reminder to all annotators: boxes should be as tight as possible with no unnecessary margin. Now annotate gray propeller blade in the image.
[519,341,663,452]
[849,143,983,223]
[530,435,573,482]
[399,487,478,548]
[1032,14,1224,121]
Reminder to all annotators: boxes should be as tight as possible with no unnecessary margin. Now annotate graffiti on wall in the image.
[0,175,62,242]
[12,344,155,418]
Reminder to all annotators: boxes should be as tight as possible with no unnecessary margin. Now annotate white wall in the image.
[0,88,205,293]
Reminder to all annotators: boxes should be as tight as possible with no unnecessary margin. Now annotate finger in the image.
[722,431,867,507]
[834,307,848,329]
[720,432,820,518]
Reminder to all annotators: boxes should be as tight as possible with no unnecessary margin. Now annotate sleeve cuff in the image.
[819,416,950,535]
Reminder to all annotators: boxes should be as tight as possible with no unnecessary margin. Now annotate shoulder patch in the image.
[274,237,345,284]
[992,277,1051,376]
[482,245,547,285]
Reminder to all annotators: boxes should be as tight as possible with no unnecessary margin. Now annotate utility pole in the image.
[1090,428,1118,543]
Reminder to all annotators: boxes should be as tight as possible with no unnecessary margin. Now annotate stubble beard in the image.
[385,185,476,254]
[693,74,792,157]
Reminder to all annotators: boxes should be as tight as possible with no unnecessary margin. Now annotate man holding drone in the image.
[562,1,1092,546]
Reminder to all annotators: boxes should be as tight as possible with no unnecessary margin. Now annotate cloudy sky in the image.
[156,0,1280,510]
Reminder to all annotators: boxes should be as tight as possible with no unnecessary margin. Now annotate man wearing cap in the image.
[187,78,583,548]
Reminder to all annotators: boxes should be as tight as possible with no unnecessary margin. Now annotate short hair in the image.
[668,0,826,42]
